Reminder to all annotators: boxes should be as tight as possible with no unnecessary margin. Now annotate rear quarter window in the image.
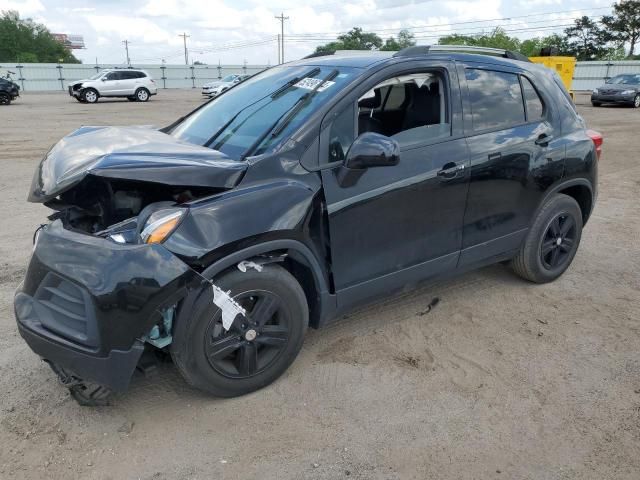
[521,76,544,120]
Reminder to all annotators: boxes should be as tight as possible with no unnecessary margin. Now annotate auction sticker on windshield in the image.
[294,78,335,92]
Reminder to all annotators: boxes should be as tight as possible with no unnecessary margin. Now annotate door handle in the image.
[535,133,553,146]
[437,162,465,178]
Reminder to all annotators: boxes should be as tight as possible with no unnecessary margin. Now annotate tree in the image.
[315,27,383,54]
[521,34,571,57]
[564,16,614,60]
[381,29,416,51]
[601,0,640,57]
[438,28,521,51]
[0,10,80,63]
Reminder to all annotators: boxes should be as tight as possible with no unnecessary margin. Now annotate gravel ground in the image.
[0,90,638,480]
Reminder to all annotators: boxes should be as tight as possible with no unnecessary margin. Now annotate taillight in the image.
[587,129,603,160]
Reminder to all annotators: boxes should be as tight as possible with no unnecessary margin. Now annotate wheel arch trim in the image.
[535,178,595,224]
[185,239,335,329]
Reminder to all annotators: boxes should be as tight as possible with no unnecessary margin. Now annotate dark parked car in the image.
[0,72,20,105]
[15,46,601,404]
[591,73,640,107]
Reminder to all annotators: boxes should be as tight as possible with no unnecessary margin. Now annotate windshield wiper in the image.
[203,67,323,148]
[270,67,320,98]
[243,69,339,159]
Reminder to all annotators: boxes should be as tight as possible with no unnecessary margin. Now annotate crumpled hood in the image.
[28,126,247,203]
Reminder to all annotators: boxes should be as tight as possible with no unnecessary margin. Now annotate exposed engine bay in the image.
[44,176,220,236]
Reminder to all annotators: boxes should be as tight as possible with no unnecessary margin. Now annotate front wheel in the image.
[135,88,150,102]
[0,92,11,105]
[633,95,640,108]
[171,264,308,397]
[511,194,583,283]
[81,88,99,103]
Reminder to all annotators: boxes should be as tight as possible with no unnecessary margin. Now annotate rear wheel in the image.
[0,92,11,105]
[633,95,640,108]
[512,194,583,283]
[81,88,99,103]
[171,265,308,397]
[135,87,150,102]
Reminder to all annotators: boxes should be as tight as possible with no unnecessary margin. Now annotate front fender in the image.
[163,179,319,265]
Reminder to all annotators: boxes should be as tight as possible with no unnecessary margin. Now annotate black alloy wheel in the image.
[171,264,308,397]
[205,289,289,379]
[511,193,583,283]
[539,213,577,270]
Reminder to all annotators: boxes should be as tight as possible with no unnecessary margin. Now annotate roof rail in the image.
[393,45,531,63]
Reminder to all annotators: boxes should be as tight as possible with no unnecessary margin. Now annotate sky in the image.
[0,0,614,66]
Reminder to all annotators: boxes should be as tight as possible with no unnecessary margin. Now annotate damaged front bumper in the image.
[14,220,203,392]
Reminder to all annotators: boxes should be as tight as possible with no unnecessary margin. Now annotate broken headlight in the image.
[140,208,185,244]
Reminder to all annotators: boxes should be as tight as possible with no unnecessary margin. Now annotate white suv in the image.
[68,69,158,103]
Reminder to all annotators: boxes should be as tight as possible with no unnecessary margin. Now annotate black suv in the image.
[15,46,601,404]
[0,73,20,105]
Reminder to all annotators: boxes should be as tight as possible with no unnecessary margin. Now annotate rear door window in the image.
[465,69,525,131]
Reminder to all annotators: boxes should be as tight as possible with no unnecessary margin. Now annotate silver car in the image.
[591,74,640,108]
[68,69,158,103]
[201,74,250,97]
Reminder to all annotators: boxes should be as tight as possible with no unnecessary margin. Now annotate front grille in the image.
[599,89,619,95]
[33,273,98,347]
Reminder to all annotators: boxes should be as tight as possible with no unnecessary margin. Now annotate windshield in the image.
[89,72,105,80]
[171,65,358,158]
[222,75,238,82]
[608,74,640,85]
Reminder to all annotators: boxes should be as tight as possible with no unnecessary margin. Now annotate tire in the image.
[511,194,583,284]
[135,87,150,102]
[0,92,11,105]
[591,101,601,107]
[633,95,640,108]
[171,264,308,397]
[81,88,99,103]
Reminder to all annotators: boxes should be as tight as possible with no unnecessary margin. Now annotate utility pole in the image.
[122,40,131,66]
[274,13,289,63]
[276,34,281,64]
[178,32,190,65]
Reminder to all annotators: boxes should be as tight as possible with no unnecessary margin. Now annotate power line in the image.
[285,6,612,37]
[178,32,190,65]
[286,21,603,44]
[275,12,290,63]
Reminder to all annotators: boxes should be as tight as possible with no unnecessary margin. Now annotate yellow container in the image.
[528,56,576,96]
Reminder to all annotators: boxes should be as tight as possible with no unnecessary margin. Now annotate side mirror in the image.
[336,132,400,187]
